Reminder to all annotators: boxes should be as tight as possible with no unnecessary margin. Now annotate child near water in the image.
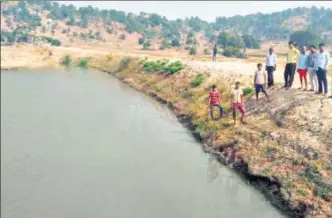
[254,63,271,102]
[208,84,223,120]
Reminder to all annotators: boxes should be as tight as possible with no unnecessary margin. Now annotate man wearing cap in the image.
[315,43,330,96]
[284,41,300,89]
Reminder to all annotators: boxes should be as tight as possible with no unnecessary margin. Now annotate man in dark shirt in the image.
[212,45,217,62]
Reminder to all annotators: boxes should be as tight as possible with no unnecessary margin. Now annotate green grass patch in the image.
[191,74,204,87]
[142,60,183,75]
[60,55,71,66]
[243,87,254,96]
[77,58,89,68]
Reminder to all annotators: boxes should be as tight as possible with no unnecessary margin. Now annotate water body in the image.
[1,68,284,218]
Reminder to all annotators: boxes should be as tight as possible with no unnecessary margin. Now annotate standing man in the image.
[284,41,300,89]
[307,45,318,92]
[297,45,309,90]
[212,44,217,62]
[265,47,277,88]
[315,43,330,96]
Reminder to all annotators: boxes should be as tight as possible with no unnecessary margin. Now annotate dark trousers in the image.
[316,67,328,94]
[284,63,297,87]
[210,104,223,120]
[266,66,275,87]
[212,53,217,61]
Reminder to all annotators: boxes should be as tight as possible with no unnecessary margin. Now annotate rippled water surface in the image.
[1,68,284,218]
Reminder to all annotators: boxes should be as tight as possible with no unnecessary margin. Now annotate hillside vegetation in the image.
[1,1,331,52]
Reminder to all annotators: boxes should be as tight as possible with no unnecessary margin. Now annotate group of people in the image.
[267,41,330,96]
[208,41,330,124]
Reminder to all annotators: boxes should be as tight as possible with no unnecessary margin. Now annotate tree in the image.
[171,39,180,47]
[119,33,126,40]
[142,40,151,50]
[159,39,170,50]
[217,32,232,48]
[289,29,320,47]
[138,37,145,45]
[242,34,260,49]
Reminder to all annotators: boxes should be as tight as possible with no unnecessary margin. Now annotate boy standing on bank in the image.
[231,82,247,125]
[297,45,309,90]
[254,63,271,102]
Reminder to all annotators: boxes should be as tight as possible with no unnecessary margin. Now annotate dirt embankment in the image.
[1,44,332,217]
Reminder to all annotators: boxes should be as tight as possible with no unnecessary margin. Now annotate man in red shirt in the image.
[208,84,223,120]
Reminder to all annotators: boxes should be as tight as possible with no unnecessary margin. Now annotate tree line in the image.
[1,1,329,49]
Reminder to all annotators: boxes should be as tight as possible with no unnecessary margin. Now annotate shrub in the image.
[138,37,145,45]
[119,33,126,40]
[191,74,204,87]
[203,48,211,55]
[41,36,61,46]
[189,47,197,55]
[159,39,170,50]
[77,58,89,68]
[243,87,254,96]
[222,46,239,57]
[163,60,184,74]
[143,60,183,75]
[142,40,151,50]
[60,55,71,66]
[120,56,131,69]
[171,39,180,47]
[106,28,112,34]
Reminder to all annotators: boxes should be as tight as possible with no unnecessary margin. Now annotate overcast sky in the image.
[59,1,332,22]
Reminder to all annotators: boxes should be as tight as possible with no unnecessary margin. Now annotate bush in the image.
[222,46,239,57]
[189,47,197,55]
[143,60,183,75]
[243,87,254,96]
[142,40,151,50]
[119,33,126,40]
[77,58,89,68]
[138,37,145,45]
[106,28,113,34]
[203,48,211,55]
[60,55,71,66]
[191,74,204,87]
[41,36,61,46]
[171,39,180,47]
[159,39,170,50]
[119,56,131,69]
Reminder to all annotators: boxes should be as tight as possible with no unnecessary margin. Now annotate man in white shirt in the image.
[265,47,277,88]
[315,43,330,96]
[231,81,246,124]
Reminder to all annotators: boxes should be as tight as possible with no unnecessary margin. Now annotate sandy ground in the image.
[1,44,331,92]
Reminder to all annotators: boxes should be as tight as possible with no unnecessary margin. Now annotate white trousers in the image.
[308,68,318,92]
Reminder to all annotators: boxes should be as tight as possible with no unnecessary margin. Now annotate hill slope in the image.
[1,1,332,50]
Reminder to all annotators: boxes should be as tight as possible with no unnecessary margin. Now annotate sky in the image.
[59,1,332,22]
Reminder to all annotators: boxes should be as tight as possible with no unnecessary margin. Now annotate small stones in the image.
[270,132,280,140]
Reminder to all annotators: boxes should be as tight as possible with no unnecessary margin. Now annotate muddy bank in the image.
[2,46,331,217]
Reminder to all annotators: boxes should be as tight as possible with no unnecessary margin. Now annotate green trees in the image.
[171,39,180,47]
[289,29,320,47]
[142,40,151,50]
[138,37,145,45]
[242,35,260,49]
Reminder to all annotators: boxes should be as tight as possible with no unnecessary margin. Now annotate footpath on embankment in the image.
[1,44,332,218]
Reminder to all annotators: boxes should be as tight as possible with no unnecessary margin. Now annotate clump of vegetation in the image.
[142,60,183,75]
[142,40,151,50]
[159,39,170,50]
[119,33,126,40]
[189,46,197,55]
[171,39,180,47]
[203,48,211,55]
[60,55,72,66]
[77,58,89,68]
[119,56,131,70]
[138,37,145,45]
[243,87,254,96]
[41,36,61,46]
[191,74,204,87]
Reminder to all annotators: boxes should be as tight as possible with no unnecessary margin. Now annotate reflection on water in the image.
[1,69,284,218]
